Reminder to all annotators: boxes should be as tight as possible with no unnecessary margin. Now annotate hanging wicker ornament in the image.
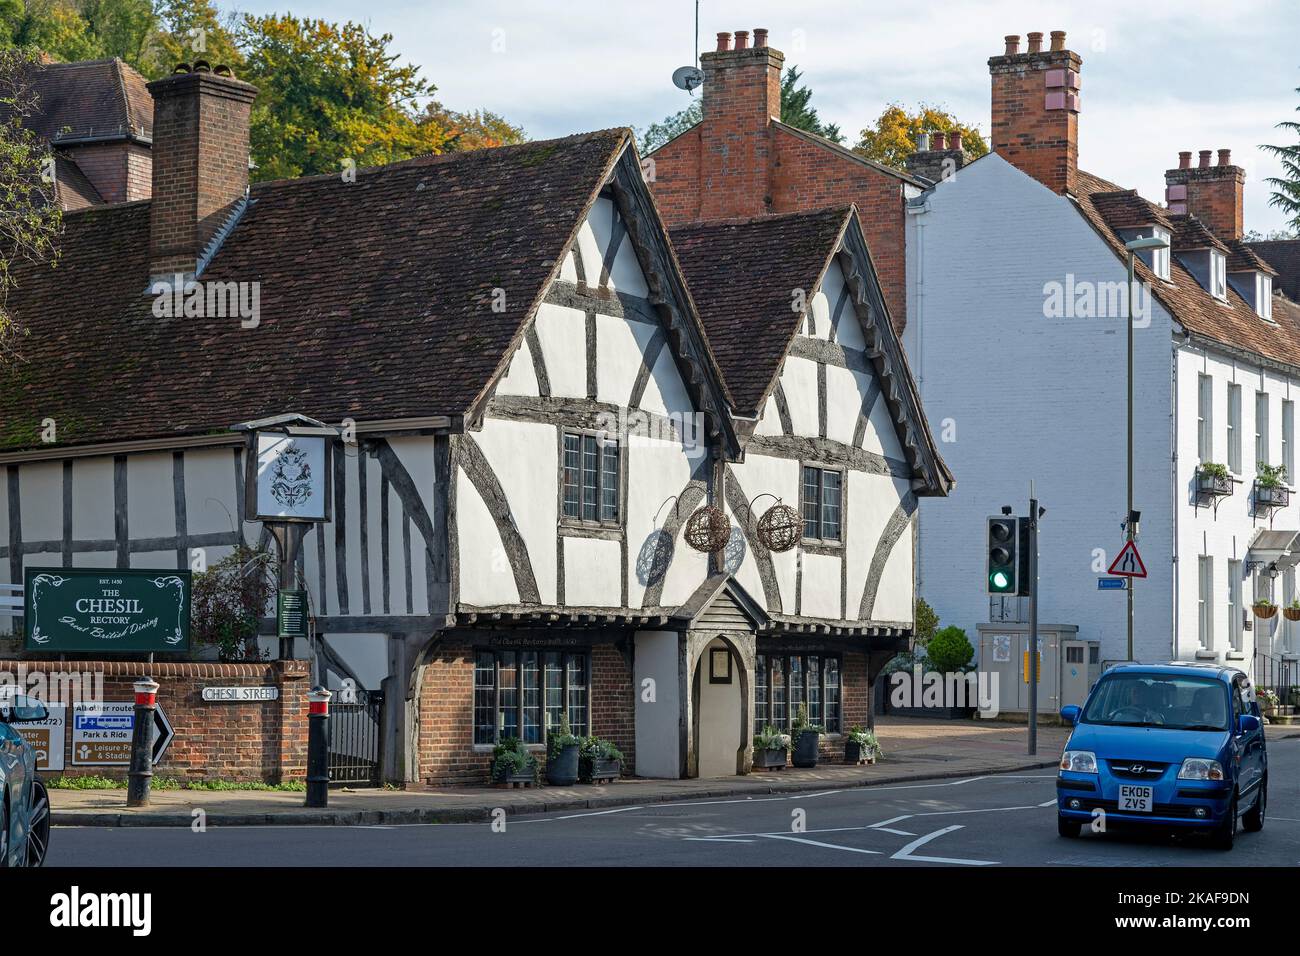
[757,503,801,553]
[684,505,732,553]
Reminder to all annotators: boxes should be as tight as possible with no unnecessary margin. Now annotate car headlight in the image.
[1177,758,1224,781]
[1060,750,1098,773]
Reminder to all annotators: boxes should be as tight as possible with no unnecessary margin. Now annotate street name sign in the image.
[202,686,280,702]
[1106,541,1148,578]
[1097,577,1129,590]
[71,701,174,766]
[24,568,191,653]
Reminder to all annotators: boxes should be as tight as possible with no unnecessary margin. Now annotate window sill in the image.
[473,743,547,753]
[558,522,624,542]
[1225,650,1245,661]
[801,539,843,556]
[1194,649,1220,661]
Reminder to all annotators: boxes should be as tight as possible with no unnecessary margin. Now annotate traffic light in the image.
[987,516,1017,594]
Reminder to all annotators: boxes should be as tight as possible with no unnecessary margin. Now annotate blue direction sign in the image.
[1098,577,1128,591]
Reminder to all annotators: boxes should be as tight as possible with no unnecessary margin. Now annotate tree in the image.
[913,597,939,648]
[0,46,61,366]
[150,0,242,77]
[236,14,453,181]
[854,104,989,170]
[420,101,525,151]
[638,64,841,154]
[926,625,974,674]
[1261,85,1300,234]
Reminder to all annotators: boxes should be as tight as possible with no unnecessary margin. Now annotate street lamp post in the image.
[1123,235,1169,663]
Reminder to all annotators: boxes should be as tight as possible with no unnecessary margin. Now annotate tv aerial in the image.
[669,0,703,94]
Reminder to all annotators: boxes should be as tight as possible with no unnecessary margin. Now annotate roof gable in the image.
[6,58,154,144]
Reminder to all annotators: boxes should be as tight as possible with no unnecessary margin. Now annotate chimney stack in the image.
[988,29,1081,195]
[1165,147,1246,240]
[905,129,967,184]
[696,27,783,220]
[147,63,257,280]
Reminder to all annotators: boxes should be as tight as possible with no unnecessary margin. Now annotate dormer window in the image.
[1210,251,1227,301]
[1257,273,1274,321]
[1152,228,1171,280]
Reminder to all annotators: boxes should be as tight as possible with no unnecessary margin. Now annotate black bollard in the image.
[305,686,331,808]
[126,677,159,808]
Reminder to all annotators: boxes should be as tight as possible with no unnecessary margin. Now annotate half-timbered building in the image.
[0,64,949,786]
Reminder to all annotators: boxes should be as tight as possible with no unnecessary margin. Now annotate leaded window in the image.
[562,432,620,524]
[473,648,591,745]
[801,465,843,541]
[754,653,842,734]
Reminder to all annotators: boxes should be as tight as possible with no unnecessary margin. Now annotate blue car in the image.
[0,694,52,867]
[1057,663,1266,849]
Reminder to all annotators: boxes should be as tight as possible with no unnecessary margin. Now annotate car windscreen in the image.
[1081,674,1229,731]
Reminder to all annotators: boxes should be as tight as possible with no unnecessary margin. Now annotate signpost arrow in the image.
[1098,577,1129,590]
[152,704,174,765]
[1107,540,1147,578]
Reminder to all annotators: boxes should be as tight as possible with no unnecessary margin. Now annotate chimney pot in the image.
[1049,30,1066,51]
[715,32,731,52]
[753,28,768,48]
[1027,32,1043,53]
[932,131,946,150]
[193,59,212,73]
[1004,35,1020,55]
[916,131,930,151]
[948,130,962,151]
[1218,148,1231,166]
[1199,149,1212,169]
[1179,151,1192,169]
[734,30,749,50]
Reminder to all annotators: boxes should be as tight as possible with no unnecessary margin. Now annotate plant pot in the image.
[844,739,876,765]
[752,747,787,770]
[1283,607,1300,622]
[792,730,820,768]
[493,765,536,788]
[1290,688,1300,708]
[1254,603,1278,619]
[546,743,579,786]
[582,757,620,784]
[1196,471,1233,496]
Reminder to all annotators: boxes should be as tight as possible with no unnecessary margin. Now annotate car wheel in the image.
[1058,815,1081,838]
[1211,794,1237,850]
[24,778,49,868]
[1242,777,1266,833]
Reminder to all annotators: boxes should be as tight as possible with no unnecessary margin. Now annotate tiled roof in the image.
[0,130,632,451]
[1,58,153,143]
[670,207,849,415]
[1169,213,1229,253]
[53,153,102,209]
[1224,238,1277,276]
[1250,239,1300,301]
[1088,189,1173,231]
[1075,170,1300,370]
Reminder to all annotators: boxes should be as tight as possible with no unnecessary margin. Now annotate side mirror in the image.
[1060,705,1081,726]
[1237,713,1261,735]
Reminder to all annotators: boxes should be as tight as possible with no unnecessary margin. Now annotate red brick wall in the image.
[417,638,636,787]
[1,658,309,782]
[1166,160,1245,241]
[988,45,1081,196]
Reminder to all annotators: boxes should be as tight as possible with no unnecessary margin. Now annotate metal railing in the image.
[1253,649,1297,707]
[327,687,383,787]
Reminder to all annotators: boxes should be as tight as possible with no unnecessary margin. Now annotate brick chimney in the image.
[988,30,1081,195]
[147,62,257,280]
[905,130,967,184]
[1164,147,1245,241]
[696,27,783,220]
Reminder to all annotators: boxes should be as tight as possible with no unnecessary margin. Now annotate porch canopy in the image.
[1246,530,1300,570]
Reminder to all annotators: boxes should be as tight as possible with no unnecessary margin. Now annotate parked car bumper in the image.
[1056,772,1232,828]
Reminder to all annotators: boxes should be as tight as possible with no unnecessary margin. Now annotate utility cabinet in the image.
[975,624,1099,717]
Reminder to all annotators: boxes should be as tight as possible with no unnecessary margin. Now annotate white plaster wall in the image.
[779,358,819,436]
[126,453,174,538]
[725,456,800,611]
[455,470,517,607]
[496,336,540,397]
[181,448,239,537]
[18,460,61,542]
[801,552,841,619]
[907,154,1175,664]
[533,302,587,399]
[697,637,742,776]
[633,629,681,777]
[563,535,621,607]
[627,440,700,608]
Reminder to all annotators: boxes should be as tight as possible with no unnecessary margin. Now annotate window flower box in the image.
[752,748,788,770]
[1254,483,1290,510]
[1195,467,1234,497]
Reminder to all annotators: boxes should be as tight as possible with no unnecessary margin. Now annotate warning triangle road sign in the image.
[1107,540,1148,578]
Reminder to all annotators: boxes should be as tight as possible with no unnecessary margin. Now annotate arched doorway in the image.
[691,635,750,777]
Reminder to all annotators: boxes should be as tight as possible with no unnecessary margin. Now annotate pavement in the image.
[48,733,1300,867]
[51,716,1073,827]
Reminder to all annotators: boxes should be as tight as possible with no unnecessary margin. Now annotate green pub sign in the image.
[277,589,308,639]
[24,568,192,654]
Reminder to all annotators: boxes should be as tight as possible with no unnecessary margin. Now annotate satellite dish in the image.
[672,66,704,92]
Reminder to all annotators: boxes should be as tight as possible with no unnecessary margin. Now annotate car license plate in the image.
[1119,785,1153,812]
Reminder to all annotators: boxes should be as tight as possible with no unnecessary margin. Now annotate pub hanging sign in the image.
[24,568,192,653]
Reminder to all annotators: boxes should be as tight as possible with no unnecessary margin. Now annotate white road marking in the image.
[891,826,998,866]
[758,833,882,854]
[868,814,916,835]
[1038,799,1058,807]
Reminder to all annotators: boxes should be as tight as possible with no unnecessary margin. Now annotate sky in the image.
[227,0,1300,235]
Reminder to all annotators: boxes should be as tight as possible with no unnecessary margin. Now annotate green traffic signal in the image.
[989,569,1012,592]
[987,516,1018,594]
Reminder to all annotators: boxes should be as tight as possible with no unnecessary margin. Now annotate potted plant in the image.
[545,714,581,786]
[578,735,623,784]
[1196,462,1233,496]
[1253,598,1278,619]
[790,703,824,768]
[1257,687,1281,717]
[1255,463,1290,509]
[1284,601,1300,622]
[752,725,789,770]
[491,736,538,788]
[844,726,882,765]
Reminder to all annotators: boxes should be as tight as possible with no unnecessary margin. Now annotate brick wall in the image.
[417,638,637,787]
[2,658,309,782]
[1165,153,1245,241]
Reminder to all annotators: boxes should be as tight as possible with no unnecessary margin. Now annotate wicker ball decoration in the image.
[756,503,801,553]
[684,505,732,553]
